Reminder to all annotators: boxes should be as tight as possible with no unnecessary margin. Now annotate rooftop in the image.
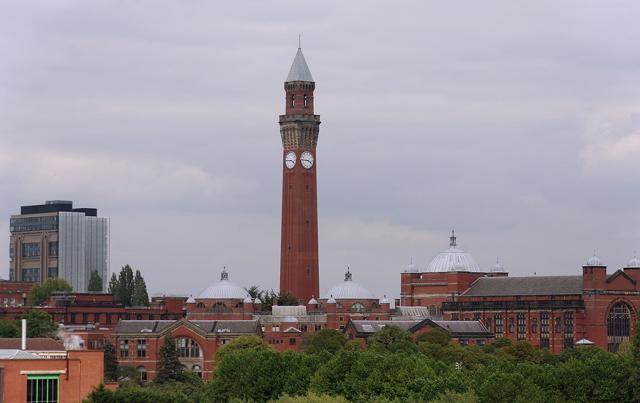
[461,276,583,297]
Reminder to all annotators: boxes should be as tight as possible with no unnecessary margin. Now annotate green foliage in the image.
[155,336,186,384]
[132,270,150,306]
[28,277,72,305]
[103,340,118,382]
[88,270,103,292]
[0,320,19,337]
[22,310,58,337]
[416,327,451,346]
[367,325,418,354]
[110,265,149,307]
[302,328,347,354]
[277,292,299,306]
[632,312,640,403]
[245,287,300,312]
[270,392,349,403]
[84,382,197,403]
[215,335,272,362]
[430,389,478,403]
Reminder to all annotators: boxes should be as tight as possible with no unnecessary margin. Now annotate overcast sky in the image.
[1,1,639,300]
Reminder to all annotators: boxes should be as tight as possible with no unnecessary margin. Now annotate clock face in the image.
[300,151,314,169]
[284,151,296,169]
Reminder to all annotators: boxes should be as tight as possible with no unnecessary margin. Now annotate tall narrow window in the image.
[540,312,550,348]
[494,314,503,336]
[563,312,574,349]
[517,313,527,340]
[607,302,631,352]
[291,95,295,108]
[137,339,147,357]
[119,339,129,358]
[303,94,308,108]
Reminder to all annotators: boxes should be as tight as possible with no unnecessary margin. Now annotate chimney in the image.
[21,319,27,350]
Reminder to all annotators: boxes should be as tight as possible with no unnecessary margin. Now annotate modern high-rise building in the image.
[279,47,321,303]
[9,200,109,292]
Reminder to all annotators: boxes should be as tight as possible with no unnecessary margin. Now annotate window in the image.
[451,313,459,320]
[119,339,129,357]
[485,318,492,331]
[48,241,58,257]
[531,318,538,334]
[494,314,503,335]
[192,365,202,378]
[459,339,469,346]
[106,314,112,325]
[272,325,280,332]
[9,268,15,281]
[303,94,308,108]
[11,215,58,232]
[291,95,295,108]
[137,366,147,382]
[289,338,297,345]
[540,312,549,348]
[94,313,101,323]
[47,267,58,278]
[137,339,147,357]
[508,318,514,333]
[176,338,201,358]
[517,313,527,340]
[27,374,59,403]
[564,312,574,349]
[350,303,365,313]
[9,245,15,259]
[82,313,88,323]
[607,302,631,352]
[554,317,562,333]
[22,243,41,258]
[22,268,41,283]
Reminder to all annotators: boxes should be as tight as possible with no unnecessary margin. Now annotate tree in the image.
[216,335,272,363]
[302,329,347,354]
[22,310,58,338]
[132,270,150,306]
[108,273,118,294]
[103,340,119,382]
[0,320,19,337]
[155,336,185,384]
[88,270,103,292]
[416,327,451,346]
[27,277,72,306]
[367,325,418,354]
[631,312,640,402]
[116,265,135,306]
[277,292,299,306]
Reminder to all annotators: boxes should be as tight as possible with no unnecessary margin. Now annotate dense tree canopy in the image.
[86,324,640,403]
[28,277,72,306]
[302,328,347,354]
[155,336,186,384]
[88,270,103,292]
[109,265,149,306]
[22,310,58,338]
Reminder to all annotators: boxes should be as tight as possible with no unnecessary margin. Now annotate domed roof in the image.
[491,258,506,273]
[626,255,640,268]
[426,231,482,273]
[404,259,419,273]
[585,253,604,267]
[322,269,376,300]
[307,297,318,305]
[197,267,249,300]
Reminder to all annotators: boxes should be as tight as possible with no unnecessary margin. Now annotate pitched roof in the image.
[431,320,490,336]
[0,338,64,351]
[348,320,421,334]
[114,319,260,335]
[113,320,175,334]
[347,319,491,338]
[285,48,314,82]
[461,276,583,297]
[0,349,41,359]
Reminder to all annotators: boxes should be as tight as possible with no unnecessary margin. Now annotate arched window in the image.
[137,366,147,382]
[303,94,308,108]
[350,303,365,313]
[608,302,631,352]
[176,338,202,358]
[192,364,202,378]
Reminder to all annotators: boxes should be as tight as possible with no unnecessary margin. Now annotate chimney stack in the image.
[21,319,27,350]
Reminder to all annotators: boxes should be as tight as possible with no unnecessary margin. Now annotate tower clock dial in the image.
[300,151,314,169]
[284,151,296,169]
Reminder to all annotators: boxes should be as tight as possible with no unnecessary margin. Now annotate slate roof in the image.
[285,48,314,82]
[114,319,260,335]
[431,320,489,336]
[348,320,421,334]
[347,319,491,338]
[0,338,65,351]
[0,349,41,359]
[461,276,583,297]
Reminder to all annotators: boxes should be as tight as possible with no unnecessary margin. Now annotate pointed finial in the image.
[298,34,301,49]
[449,229,457,247]
[344,267,352,281]
[221,266,229,281]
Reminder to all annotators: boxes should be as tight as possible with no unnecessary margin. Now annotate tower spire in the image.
[449,229,457,247]
[298,34,301,49]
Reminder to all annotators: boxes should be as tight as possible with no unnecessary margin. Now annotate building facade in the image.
[400,232,640,353]
[9,200,109,292]
[279,48,321,303]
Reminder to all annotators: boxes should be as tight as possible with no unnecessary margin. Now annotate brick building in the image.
[112,318,261,381]
[401,231,640,353]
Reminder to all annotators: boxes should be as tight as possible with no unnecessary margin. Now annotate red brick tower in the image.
[279,47,320,302]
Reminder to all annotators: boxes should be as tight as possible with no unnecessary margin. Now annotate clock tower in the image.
[279,47,320,303]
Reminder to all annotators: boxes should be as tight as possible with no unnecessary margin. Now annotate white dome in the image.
[585,254,604,267]
[307,297,318,305]
[322,269,376,300]
[426,231,482,273]
[197,268,249,300]
[627,256,640,268]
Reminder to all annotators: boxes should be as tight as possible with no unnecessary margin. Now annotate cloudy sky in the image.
[1,1,639,300]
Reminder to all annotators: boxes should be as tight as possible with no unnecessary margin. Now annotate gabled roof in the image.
[285,48,314,82]
[0,349,41,359]
[114,319,261,336]
[0,338,64,351]
[346,319,491,339]
[607,269,637,285]
[429,320,490,336]
[461,276,583,297]
[113,320,175,334]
